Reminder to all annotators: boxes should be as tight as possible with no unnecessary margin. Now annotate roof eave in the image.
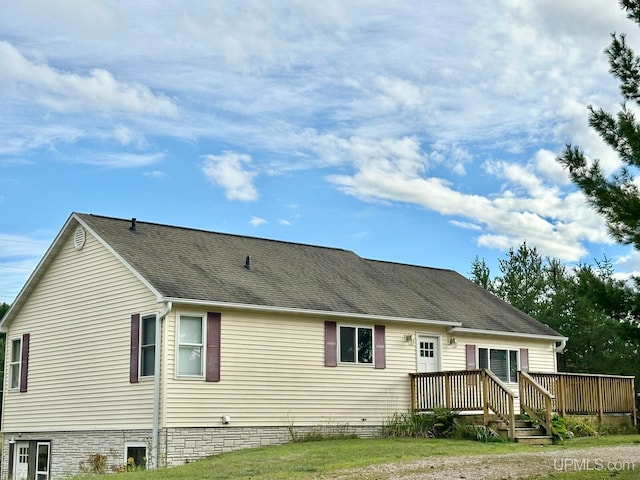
[0,213,165,332]
[163,296,464,327]
[449,326,567,342]
[0,213,79,331]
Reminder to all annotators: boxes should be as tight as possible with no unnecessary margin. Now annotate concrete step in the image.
[515,435,553,445]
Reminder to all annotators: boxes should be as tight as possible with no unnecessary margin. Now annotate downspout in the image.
[554,339,567,354]
[152,301,172,470]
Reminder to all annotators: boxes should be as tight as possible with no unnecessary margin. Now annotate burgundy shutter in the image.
[374,325,386,369]
[20,333,30,393]
[130,314,140,384]
[324,321,337,367]
[465,344,476,370]
[206,312,221,382]
[520,348,529,372]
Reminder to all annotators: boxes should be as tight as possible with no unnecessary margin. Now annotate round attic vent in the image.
[73,226,86,250]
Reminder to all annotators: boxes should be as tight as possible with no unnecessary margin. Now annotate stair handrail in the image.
[482,369,516,439]
[519,370,554,435]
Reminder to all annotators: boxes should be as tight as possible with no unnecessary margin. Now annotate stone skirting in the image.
[1,429,153,480]
[161,423,379,466]
[2,424,381,479]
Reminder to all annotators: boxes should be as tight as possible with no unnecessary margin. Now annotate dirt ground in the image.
[332,444,640,479]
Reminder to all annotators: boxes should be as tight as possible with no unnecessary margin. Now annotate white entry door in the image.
[417,335,440,372]
[14,441,29,480]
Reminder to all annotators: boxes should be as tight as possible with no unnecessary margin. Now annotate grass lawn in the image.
[72,435,640,480]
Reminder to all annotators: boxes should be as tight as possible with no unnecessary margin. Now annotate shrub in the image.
[565,417,599,437]
[551,414,572,442]
[78,453,108,475]
[381,408,457,438]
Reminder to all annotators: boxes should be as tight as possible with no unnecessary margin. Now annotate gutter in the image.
[554,338,567,353]
[162,297,463,328]
[151,301,172,469]
[448,326,568,342]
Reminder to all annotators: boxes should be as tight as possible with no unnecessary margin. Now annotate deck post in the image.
[410,374,416,411]
[597,376,604,424]
[508,394,515,440]
[481,370,489,425]
[444,373,451,409]
[558,375,566,416]
[632,377,638,427]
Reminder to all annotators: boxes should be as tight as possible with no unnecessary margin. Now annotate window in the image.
[36,442,51,480]
[125,443,147,470]
[478,348,518,383]
[339,326,373,364]
[140,315,156,377]
[18,446,28,464]
[10,337,21,390]
[178,315,204,376]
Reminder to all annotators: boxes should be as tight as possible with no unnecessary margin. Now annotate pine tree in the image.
[558,1,640,248]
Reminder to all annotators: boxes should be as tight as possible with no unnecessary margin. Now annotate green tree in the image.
[469,255,492,290]
[469,250,640,378]
[493,242,547,318]
[557,0,640,248]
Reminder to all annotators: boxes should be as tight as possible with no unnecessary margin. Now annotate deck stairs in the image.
[490,418,553,445]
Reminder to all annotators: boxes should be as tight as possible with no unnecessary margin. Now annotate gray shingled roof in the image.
[77,213,561,337]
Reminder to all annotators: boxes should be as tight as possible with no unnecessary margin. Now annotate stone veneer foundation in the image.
[2,425,380,479]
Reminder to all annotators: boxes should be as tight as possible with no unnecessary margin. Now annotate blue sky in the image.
[1,0,639,305]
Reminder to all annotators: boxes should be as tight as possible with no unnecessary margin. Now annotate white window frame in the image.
[478,347,519,383]
[36,441,51,480]
[9,336,22,390]
[139,314,157,378]
[176,313,205,378]
[338,324,374,365]
[124,441,147,470]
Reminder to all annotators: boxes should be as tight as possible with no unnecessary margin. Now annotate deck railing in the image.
[518,371,554,435]
[483,369,517,438]
[409,369,516,438]
[410,369,637,440]
[527,372,637,425]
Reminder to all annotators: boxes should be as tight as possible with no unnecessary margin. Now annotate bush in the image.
[551,414,572,442]
[565,417,599,437]
[381,408,458,439]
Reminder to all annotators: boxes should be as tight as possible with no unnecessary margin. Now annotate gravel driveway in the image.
[332,444,640,479]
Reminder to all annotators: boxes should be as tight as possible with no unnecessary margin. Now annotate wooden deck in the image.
[409,369,637,440]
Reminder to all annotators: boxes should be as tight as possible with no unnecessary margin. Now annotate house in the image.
[0,212,569,479]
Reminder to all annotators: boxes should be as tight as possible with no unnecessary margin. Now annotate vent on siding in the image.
[73,226,86,250]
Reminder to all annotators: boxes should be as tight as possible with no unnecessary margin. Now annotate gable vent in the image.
[73,226,86,250]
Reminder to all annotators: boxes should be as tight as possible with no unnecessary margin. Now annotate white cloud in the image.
[249,216,267,227]
[112,124,147,148]
[373,76,423,111]
[0,41,178,117]
[450,220,482,231]
[80,152,165,168]
[316,132,610,261]
[202,152,259,201]
[534,149,570,185]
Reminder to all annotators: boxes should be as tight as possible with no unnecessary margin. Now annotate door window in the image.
[36,442,51,480]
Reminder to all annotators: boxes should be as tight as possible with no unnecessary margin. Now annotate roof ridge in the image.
[78,212,357,255]
[363,257,455,273]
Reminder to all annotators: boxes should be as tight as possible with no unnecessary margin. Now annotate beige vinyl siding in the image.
[164,310,439,428]
[3,224,160,432]
[163,314,559,428]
